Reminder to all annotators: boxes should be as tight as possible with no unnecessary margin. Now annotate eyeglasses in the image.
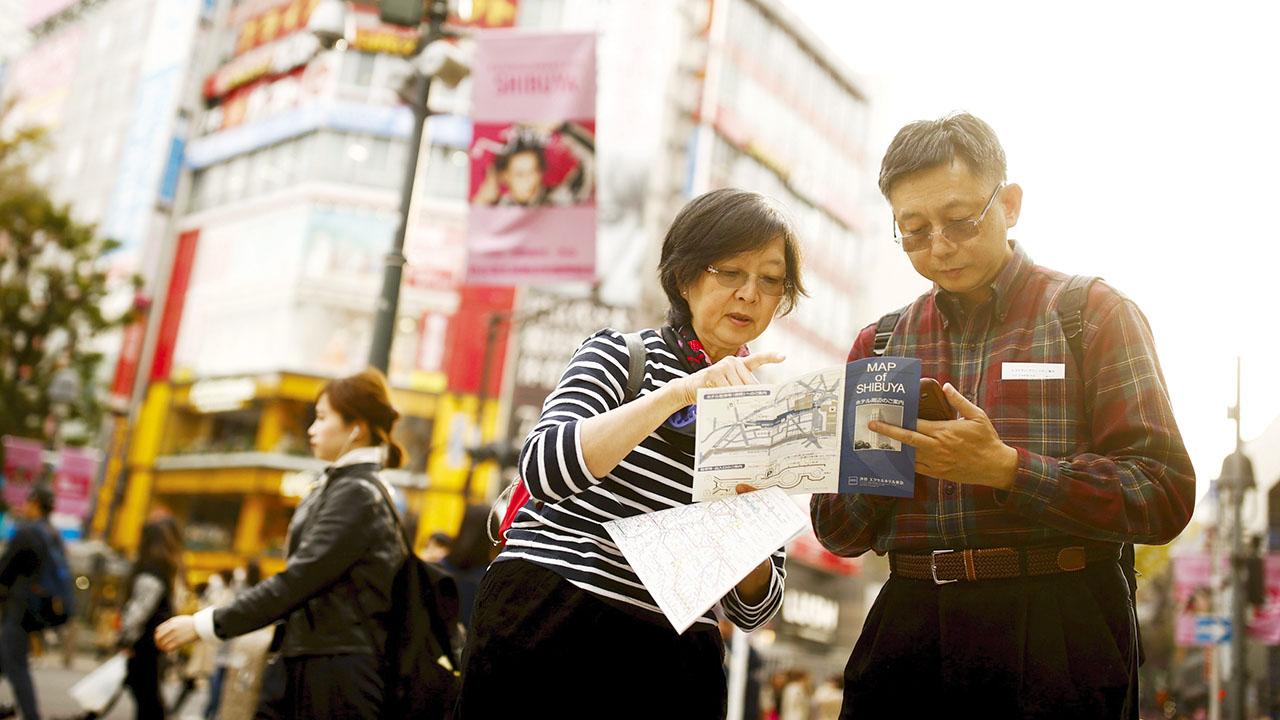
[893,183,1005,253]
[705,265,790,296]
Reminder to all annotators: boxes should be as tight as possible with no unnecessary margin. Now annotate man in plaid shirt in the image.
[812,113,1195,719]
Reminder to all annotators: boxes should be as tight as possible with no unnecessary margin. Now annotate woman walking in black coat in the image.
[118,516,183,718]
[155,368,409,719]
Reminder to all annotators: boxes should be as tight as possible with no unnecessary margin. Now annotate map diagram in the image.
[602,488,808,633]
[692,366,845,500]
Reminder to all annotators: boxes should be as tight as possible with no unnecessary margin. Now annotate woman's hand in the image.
[670,353,785,407]
[155,615,199,652]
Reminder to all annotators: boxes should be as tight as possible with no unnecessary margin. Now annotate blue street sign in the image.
[1193,615,1232,645]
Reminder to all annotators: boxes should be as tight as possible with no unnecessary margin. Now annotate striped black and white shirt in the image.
[498,328,786,632]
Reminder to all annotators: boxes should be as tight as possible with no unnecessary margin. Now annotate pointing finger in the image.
[743,353,785,371]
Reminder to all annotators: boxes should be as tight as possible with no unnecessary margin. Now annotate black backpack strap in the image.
[621,331,647,403]
[1053,276,1145,666]
[359,475,413,553]
[1055,275,1099,372]
[873,305,909,357]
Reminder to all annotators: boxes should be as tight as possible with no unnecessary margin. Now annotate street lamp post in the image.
[365,0,456,373]
[368,65,434,373]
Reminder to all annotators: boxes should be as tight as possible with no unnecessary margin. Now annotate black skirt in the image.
[456,558,727,719]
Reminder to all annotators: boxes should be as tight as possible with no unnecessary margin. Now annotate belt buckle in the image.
[931,549,957,585]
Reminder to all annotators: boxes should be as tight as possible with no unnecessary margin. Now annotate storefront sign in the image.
[190,378,257,414]
[204,31,318,99]
[52,448,96,519]
[1,436,45,513]
[504,289,630,446]
[780,588,840,643]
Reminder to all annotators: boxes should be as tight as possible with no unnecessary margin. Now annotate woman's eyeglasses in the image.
[705,266,790,296]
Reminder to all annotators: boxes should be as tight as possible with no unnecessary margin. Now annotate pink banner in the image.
[53,448,96,519]
[1173,552,1280,646]
[466,32,597,285]
[1174,554,1217,647]
[2,436,45,512]
[1249,555,1280,645]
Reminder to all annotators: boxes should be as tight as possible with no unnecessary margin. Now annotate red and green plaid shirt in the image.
[811,242,1195,556]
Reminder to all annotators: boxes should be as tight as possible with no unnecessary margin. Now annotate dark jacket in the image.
[212,463,405,657]
[0,519,52,623]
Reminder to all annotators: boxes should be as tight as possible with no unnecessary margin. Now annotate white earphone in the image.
[349,428,360,440]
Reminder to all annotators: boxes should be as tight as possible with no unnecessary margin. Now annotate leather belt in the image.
[890,545,1119,585]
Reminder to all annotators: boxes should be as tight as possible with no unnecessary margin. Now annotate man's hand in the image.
[868,382,1018,490]
[155,615,200,652]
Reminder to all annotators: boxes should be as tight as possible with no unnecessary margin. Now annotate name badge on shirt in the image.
[1002,362,1065,380]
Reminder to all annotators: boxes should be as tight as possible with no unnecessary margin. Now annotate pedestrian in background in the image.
[116,516,183,719]
[0,484,61,720]
[438,505,493,633]
[154,368,408,719]
[420,532,452,564]
[456,188,805,717]
[203,561,259,720]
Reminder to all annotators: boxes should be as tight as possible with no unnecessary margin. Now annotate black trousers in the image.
[254,653,383,720]
[842,559,1139,719]
[457,559,727,719]
[125,648,165,719]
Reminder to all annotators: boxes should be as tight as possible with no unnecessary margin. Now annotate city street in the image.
[0,653,208,720]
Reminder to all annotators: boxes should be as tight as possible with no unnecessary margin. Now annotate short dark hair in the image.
[495,129,547,172]
[659,188,806,328]
[28,483,54,517]
[879,112,1007,197]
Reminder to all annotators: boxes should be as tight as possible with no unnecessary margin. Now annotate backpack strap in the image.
[1052,275,1145,665]
[1054,275,1099,373]
[621,331,647,402]
[872,305,910,357]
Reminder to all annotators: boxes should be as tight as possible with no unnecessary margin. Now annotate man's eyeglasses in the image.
[705,265,790,296]
[893,183,1005,253]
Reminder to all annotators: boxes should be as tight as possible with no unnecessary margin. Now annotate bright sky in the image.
[783,0,1280,499]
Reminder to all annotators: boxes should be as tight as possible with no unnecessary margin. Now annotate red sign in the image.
[109,310,148,409]
[151,230,200,382]
[53,448,96,519]
[442,286,515,396]
[2,436,45,512]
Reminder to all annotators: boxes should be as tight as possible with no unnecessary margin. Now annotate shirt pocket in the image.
[991,361,1083,459]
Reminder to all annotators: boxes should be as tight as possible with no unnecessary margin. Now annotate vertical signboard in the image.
[1,437,45,513]
[466,32,597,285]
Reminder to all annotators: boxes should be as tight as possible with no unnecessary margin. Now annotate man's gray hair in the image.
[878,112,1007,197]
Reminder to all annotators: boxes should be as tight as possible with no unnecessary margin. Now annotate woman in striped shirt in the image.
[457,188,807,718]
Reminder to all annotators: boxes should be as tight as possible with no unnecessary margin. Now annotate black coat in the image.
[212,463,405,657]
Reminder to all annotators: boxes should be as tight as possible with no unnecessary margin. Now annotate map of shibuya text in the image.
[692,366,844,500]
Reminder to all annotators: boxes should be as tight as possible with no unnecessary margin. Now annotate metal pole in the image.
[726,627,750,720]
[1228,358,1247,720]
[368,71,432,373]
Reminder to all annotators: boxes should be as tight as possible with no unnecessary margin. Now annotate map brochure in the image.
[692,356,922,501]
[602,487,808,634]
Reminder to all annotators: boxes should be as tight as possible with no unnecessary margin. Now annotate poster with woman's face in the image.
[469,120,596,208]
[465,32,597,285]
